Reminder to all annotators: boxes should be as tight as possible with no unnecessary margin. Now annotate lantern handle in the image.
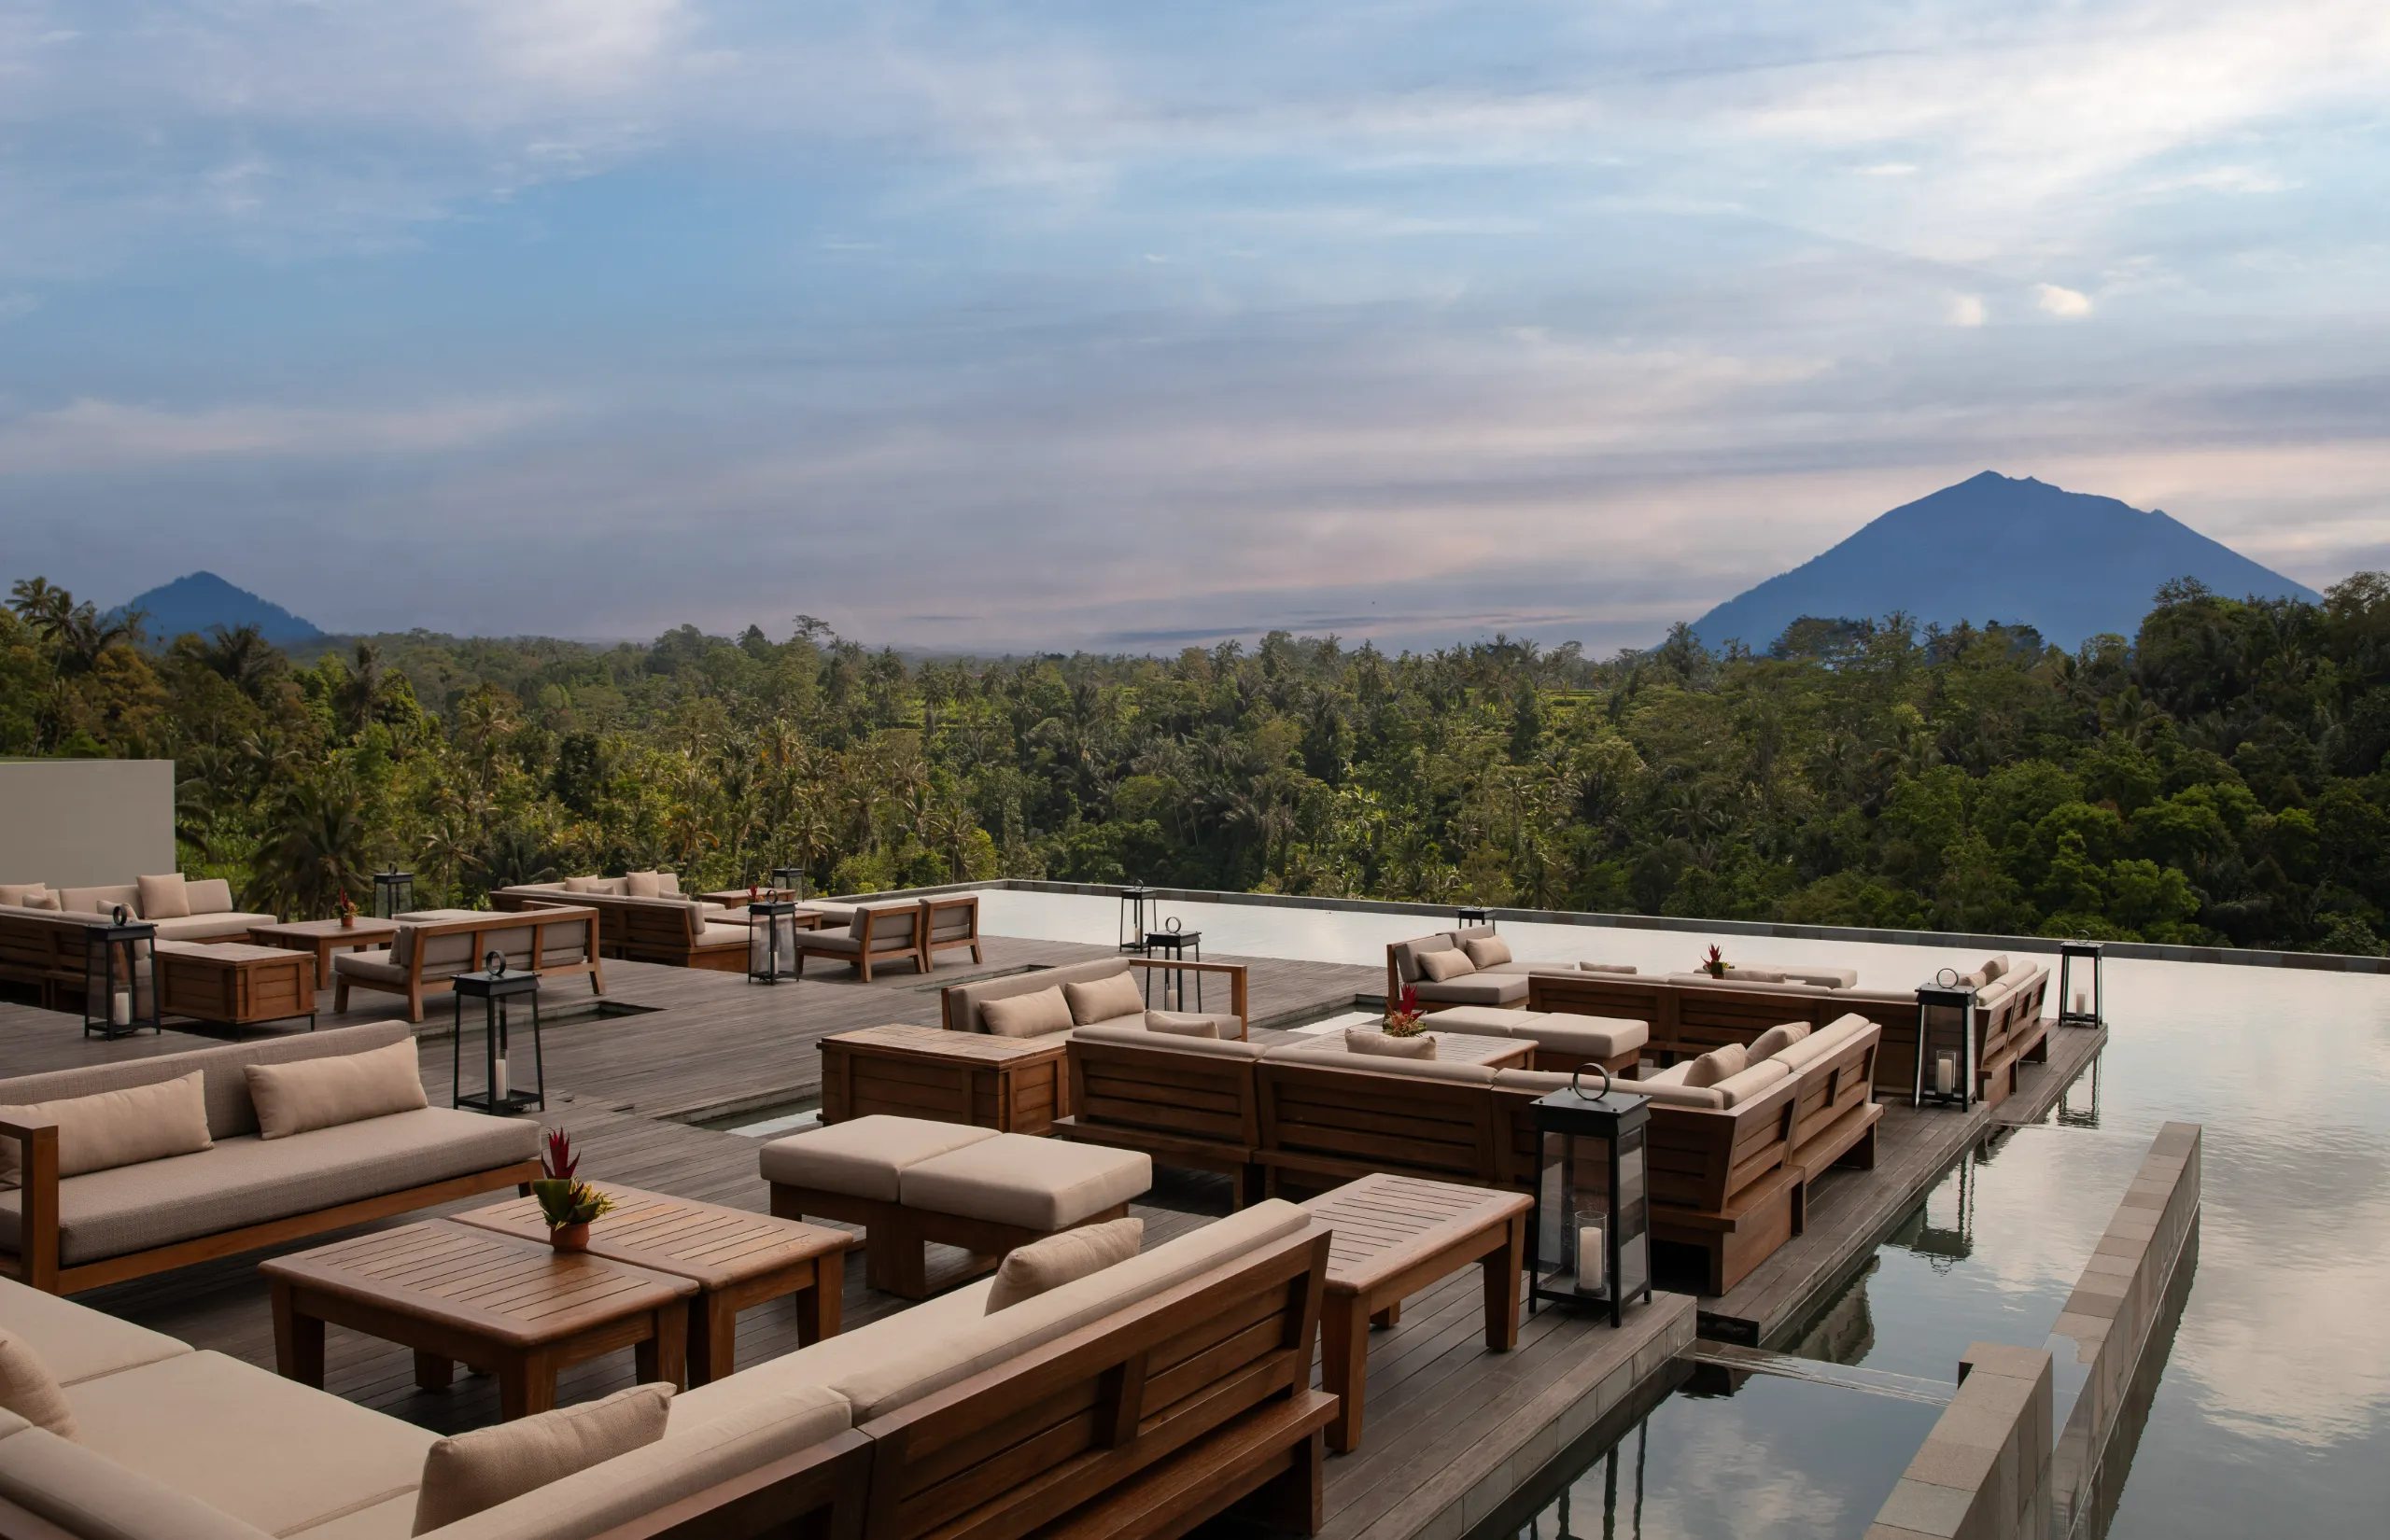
[485,949,506,978]
[111,903,129,927]
[1935,966,1960,987]
[1569,1063,1612,1101]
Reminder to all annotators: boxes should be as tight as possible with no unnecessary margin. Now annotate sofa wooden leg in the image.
[864,1225,928,1300]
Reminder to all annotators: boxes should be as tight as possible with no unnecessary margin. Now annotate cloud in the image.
[2033,283,2094,317]
[1951,294,1987,328]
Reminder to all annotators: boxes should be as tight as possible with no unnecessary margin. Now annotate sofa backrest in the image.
[1257,1054,1507,1187]
[59,883,142,917]
[0,1021,415,1141]
[1387,931,1461,987]
[944,958,1130,1032]
[921,896,977,943]
[1066,1030,1262,1148]
[1643,1071,1798,1212]
[849,903,921,946]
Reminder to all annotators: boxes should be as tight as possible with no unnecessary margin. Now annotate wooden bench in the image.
[1640,1077,1801,1295]
[1785,1021,1884,1228]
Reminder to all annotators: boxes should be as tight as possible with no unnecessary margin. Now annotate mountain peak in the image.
[117,571,324,644]
[1691,473,2318,652]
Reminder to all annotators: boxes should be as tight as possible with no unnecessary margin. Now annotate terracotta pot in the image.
[548,1223,590,1252]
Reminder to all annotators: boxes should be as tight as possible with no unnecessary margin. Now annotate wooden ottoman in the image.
[154,941,316,1032]
[763,1114,1151,1299]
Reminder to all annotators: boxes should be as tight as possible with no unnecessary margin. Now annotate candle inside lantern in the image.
[1934,1050,1956,1097]
[2074,990,2088,1015]
[112,988,131,1028]
[495,1057,510,1100]
[1578,1224,1605,1291]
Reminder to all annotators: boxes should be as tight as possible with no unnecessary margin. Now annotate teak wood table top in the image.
[451,1183,854,1293]
[827,1021,1065,1063]
[246,917,400,987]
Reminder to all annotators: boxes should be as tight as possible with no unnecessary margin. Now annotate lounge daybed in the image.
[1527,954,2047,1105]
[0,1198,1335,1540]
[943,954,1251,1038]
[493,874,774,971]
[0,1022,540,1295]
[331,907,602,1023]
[1385,924,1639,1009]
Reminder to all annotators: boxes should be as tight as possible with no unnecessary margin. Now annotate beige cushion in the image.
[1345,1029,1435,1059]
[134,875,190,920]
[67,1349,437,1537]
[1415,949,1475,982]
[979,986,1075,1039]
[433,1387,851,1540]
[184,878,236,916]
[757,1116,998,1203]
[1627,1079,1726,1108]
[1412,973,1530,1005]
[0,885,56,909]
[20,892,58,911]
[1521,1014,1649,1060]
[1730,967,1786,983]
[1681,1045,1747,1088]
[900,1135,1149,1230]
[1069,1024,1263,1060]
[245,1039,429,1140]
[1460,935,1512,968]
[0,1020,415,1141]
[1424,1005,1539,1035]
[561,875,607,894]
[1981,954,2010,981]
[1779,966,1857,989]
[0,1422,272,1540]
[1580,961,1638,974]
[1061,972,1146,1027]
[1747,1022,1811,1062]
[985,1217,1144,1312]
[0,1331,74,1438]
[654,873,680,896]
[1638,1061,1692,1085]
[0,1108,538,1267]
[413,1384,671,1533]
[60,884,141,917]
[1772,1015,1873,1072]
[151,913,276,941]
[1142,1011,1218,1038]
[1712,1058,1792,1108]
[624,872,663,898]
[0,1071,211,1188]
[0,1277,190,1388]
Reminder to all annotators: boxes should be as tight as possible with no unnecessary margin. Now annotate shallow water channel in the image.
[970,889,2390,1536]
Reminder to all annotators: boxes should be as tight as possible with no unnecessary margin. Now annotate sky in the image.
[2,1,2387,655]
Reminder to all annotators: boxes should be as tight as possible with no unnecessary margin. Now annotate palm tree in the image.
[249,776,373,920]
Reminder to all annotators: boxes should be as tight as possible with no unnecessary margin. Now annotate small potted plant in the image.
[1384,984,1427,1038]
[1700,944,1729,979]
[531,1128,613,1251]
[336,889,358,930]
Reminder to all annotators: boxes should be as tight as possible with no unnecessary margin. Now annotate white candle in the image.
[1934,1051,1956,1097]
[495,1057,510,1099]
[1578,1224,1605,1290]
[2074,990,2088,1015]
[111,989,131,1027]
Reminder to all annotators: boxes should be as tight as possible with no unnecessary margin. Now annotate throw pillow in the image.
[1061,971,1146,1026]
[0,883,53,908]
[412,1383,672,1533]
[1346,1029,1437,1058]
[1681,1044,1749,1089]
[1460,935,1513,968]
[0,1071,212,1188]
[1746,1022,1811,1062]
[1143,1010,1219,1038]
[134,874,190,919]
[1415,949,1475,982]
[246,1039,429,1140]
[655,872,681,895]
[21,890,58,911]
[985,1218,1144,1313]
[978,986,1076,1038]
[1981,955,2010,981]
[1731,967,1787,983]
[0,1329,77,1438]
[624,872,663,898]
[563,875,605,893]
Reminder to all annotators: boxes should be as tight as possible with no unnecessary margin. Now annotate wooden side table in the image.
[1301,1172,1532,1453]
[246,917,401,989]
[451,1183,856,1385]
[820,1022,1070,1134]
[260,1221,696,1419]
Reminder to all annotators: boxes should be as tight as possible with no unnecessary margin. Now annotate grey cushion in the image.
[1412,974,1530,1005]
[149,913,278,942]
[0,1022,415,1141]
[0,1108,538,1266]
[1520,1014,1649,1060]
[1422,1005,1541,1035]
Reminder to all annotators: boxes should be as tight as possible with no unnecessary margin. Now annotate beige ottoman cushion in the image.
[1521,1013,1649,1059]
[758,1116,999,1203]
[1421,1005,1540,1035]
[901,1135,1150,1231]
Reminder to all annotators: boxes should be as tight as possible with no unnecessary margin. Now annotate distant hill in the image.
[1690,472,2322,653]
[118,571,324,644]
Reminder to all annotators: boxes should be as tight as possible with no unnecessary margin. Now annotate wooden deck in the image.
[1698,1020,2110,1345]
[0,933,2104,1540]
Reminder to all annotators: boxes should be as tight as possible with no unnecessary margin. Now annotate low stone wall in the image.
[1866,1342,2053,1540]
[2046,1121,2202,1533]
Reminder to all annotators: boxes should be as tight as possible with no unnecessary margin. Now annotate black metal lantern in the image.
[2057,940,2103,1028]
[771,863,807,902]
[749,900,799,983]
[1118,885,1154,954]
[373,868,415,919]
[452,950,543,1114]
[1456,905,1493,931]
[1530,1066,1652,1327]
[1914,972,1977,1109]
[83,908,160,1040]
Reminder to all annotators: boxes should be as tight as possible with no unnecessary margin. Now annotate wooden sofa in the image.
[0,887,274,1014]
[1385,924,1635,1010]
[495,878,771,971]
[0,1022,540,1295]
[1059,1024,1270,1206]
[1527,954,2048,1106]
[0,1200,1333,1540]
[790,902,927,983]
[332,906,602,1022]
[943,955,1251,1038]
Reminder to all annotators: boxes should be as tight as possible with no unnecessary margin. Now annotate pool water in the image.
[972,889,2390,1535]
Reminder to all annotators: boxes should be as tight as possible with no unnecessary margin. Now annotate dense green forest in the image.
[8,572,2390,955]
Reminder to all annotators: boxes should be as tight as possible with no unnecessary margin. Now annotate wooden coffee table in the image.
[247,917,401,988]
[260,1221,696,1419]
[821,1022,1071,1135]
[1301,1173,1533,1453]
[154,941,317,1032]
[451,1183,856,1385]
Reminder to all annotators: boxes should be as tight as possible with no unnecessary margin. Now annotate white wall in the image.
[0,760,176,887]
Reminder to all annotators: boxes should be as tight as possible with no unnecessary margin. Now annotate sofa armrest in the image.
[0,1117,60,1291]
[1126,958,1249,1029]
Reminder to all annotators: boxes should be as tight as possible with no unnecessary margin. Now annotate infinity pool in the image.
[972,888,2390,1536]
